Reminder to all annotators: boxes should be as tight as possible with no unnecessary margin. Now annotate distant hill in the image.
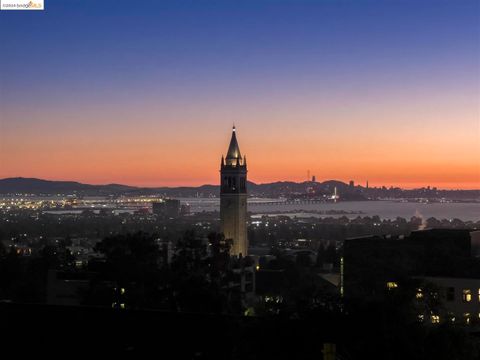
[0,177,478,200]
[0,177,349,197]
[0,177,221,196]
[0,177,136,195]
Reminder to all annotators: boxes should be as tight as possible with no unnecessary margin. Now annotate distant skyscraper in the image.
[220,126,248,256]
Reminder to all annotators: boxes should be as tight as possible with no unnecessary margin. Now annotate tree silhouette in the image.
[90,231,162,308]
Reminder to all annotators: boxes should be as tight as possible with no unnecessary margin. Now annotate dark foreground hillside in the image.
[1,303,339,359]
[2,303,478,359]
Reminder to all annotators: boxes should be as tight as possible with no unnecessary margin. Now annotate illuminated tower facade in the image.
[220,126,248,257]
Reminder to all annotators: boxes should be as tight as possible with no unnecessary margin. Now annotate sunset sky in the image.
[0,0,478,189]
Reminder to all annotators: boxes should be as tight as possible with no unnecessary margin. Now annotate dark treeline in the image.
[1,209,477,244]
[248,215,457,245]
[0,230,241,313]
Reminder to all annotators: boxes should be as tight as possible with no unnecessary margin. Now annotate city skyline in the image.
[1,0,478,189]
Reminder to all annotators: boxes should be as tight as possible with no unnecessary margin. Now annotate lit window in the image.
[386,282,398,290]
[417,314,424,323]
[416,288,423,299]
[463,289,472,302]
[478,289,480,302]
[464,313,471,325]
[431,315,440,324]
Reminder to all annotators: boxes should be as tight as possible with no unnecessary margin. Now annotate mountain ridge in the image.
[0,177,349,195]
[0,177,478,199]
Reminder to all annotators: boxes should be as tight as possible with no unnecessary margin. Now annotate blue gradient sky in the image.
[0,0,479,188]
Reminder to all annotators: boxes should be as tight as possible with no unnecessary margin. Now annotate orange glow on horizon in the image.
[0,152,478,190]
[1,134,478,189]
[1,93,478,190]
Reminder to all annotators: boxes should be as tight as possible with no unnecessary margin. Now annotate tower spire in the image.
[225,125,242,166]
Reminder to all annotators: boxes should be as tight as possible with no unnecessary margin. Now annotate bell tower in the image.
[220,125,248,256]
